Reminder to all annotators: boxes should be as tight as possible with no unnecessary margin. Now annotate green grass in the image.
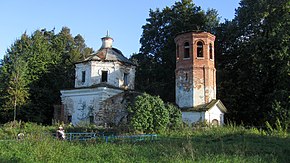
[0,122,289,162]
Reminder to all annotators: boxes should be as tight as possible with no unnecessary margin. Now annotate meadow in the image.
[0,121,289,163]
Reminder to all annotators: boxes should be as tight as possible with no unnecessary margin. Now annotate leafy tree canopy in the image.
[215,0,290,126]
[0,27,93,124]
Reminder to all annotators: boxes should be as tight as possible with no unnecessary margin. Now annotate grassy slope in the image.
[0,123,289,163]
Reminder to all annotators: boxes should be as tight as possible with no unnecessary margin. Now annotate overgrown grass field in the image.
[0,122,289,162]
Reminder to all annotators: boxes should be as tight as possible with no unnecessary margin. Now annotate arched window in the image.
[209,43,213,59]
[212,119,219,126]
[184,42,190,58]
[176,45,179,59]
[197,41,203,58]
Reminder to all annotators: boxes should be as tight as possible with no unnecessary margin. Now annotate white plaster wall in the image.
[61,87,123,126]
[182,112,205,125]
[117,65,135,90]
[176,72,215,108]
[205,86,216,103]
[75,61,135,90]
[205,105,224,125]
[176,85,193,107]
[193,84,216,107]
[75,62,91,88]
[176,70,194,108]
[193,83,205,106]
[128,67,136,89]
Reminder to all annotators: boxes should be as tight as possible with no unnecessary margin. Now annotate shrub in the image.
[128,93,182,133]
[166,103,182,129]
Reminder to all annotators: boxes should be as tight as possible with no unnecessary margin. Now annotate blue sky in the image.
[0,0,240,59]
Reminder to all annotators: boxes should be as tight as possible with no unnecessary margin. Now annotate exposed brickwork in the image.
[98,91,141,127]
[175,31,216,108]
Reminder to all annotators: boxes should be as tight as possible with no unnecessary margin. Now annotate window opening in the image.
[101,71,108,82]
[184,42,190,58]
[68,115,72,123]
[124,73,129,86]
[197,41,203,58]
[89,116,94,124]
[81,71,86,83]
[185,73,188,81]
[209,43,213,59]
[176,45,179,59]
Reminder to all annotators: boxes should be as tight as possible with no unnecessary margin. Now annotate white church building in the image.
[60,35,136,126]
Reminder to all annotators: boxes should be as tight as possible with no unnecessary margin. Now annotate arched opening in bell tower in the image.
[209,43,213,60]
[197,41,203,58]
[184,42,190,58]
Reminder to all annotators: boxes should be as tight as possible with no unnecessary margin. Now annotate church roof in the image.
[77,35,134,65]
[180,99,227,113]
[82,48,134,65]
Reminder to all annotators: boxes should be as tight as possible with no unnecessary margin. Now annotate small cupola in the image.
[101,32,113,48]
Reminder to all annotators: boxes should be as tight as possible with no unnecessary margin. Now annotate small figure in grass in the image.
[56,126,66,140]
[17,133,25,140]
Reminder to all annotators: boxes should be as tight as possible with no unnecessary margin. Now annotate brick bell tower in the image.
[175,31,216,108]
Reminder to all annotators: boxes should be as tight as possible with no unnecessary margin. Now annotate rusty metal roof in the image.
[80,47,134,65]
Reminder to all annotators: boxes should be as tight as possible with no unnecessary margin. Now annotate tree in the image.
[0,60,29,121]
[23,27,92,123]
[215,0,290,126]
[0,34,31,122]
[7,59,29,121]
[0,27,92,124]
[132,0,219,102]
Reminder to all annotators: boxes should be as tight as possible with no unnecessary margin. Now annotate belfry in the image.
[175,31,226,125]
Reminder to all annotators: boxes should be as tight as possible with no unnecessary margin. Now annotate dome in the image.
[80,35,134,65]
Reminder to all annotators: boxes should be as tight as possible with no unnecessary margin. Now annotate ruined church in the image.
[56,31,226,126]
[59,35,138,126]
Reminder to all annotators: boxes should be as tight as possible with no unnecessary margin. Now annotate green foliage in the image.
[166,103,182,129]
[132,0,220,102]
[2,58,29,121]
[215,0,290,126]
[265,119,288,138]
[0,27,93,124]
[128,93,169,133]
[128,93,181,133]
[270,100,290,128]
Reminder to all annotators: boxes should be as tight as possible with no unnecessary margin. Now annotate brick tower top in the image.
[175,31,215,68]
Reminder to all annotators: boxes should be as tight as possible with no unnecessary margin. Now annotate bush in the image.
[166,103,182,129]
[128,93,181,133]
